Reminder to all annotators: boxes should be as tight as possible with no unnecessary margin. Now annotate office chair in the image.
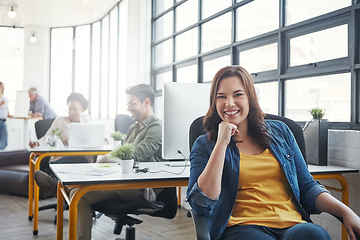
[187,114,359,240]
[34,118,55,139]
[91,187,178,240]
[115,114,135,134]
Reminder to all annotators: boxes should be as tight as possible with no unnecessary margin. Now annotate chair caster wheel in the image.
[28,216,33,221]
[33,230,38,235]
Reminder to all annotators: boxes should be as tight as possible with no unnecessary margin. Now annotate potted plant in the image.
[111,131,126,147]
[46,127,62,147]
[303,108,328,166]
[110,143,135,173]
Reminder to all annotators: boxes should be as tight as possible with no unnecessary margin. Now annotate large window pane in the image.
[285,0,350,26]
[155,0,173,16]
[203,56,231,83]
[290,25,348,67]
[109,7,118,119]
[176,0,198,32]
[202,0,231,19]
[154,11,173,41]
[175,28,198,61]
[201,13,231,53]
[0,27,24,113]
[254,82,278,115]
[285,73,350,122]
[50,28,73,115]
[91,22,101,118]
[177,64,198,83]
[154,39,173,67]
[117,0,129,115]
[100,16,109,119]
[74,25,90,100]
[240,43,277,73]
[155,71,172,91]
[236,0,278,41]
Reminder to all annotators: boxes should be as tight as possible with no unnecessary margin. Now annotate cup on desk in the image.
[121,159,134,174]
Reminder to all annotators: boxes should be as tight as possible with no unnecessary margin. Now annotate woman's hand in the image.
[217,121,239,146]
[29,141,39,148]
[342,210,360,240]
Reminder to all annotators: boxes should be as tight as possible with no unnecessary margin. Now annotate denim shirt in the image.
[186,120,329,240]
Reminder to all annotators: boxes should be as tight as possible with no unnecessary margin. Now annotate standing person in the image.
[186,66,360,240]
[0,82,12,150]
[28,87,57,119]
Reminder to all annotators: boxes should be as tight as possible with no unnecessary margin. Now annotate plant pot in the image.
[120,159,134,174]
[114,141,122,148]
[303,119,328,166]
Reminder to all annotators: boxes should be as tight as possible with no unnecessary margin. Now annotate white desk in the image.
[308,164,359,240]
[27,145,114,236]
[50,162,190,240]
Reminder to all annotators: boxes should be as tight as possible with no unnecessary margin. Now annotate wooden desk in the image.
[50,162,190,240]
[27,146,113,235]
[309,164,359,240]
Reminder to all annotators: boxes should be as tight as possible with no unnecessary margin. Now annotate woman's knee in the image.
[281,223,331,240]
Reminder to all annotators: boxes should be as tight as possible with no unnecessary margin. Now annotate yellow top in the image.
[227,149,305,228]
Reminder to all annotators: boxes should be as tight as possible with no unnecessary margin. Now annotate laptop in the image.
[68,123,105,148]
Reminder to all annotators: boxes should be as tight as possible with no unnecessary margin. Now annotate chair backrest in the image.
[115,114,135,134]
[35,118,55,139]
[189,114,307,163]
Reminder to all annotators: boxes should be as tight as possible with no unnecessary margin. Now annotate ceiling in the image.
[0,0,120,28]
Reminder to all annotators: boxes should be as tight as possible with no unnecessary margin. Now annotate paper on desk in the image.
[56,164,117,176]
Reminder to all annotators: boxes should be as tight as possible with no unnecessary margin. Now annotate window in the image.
[50,28,73,115]
[151,0,360,128]
[285,0,350,26]
[290,25,348,67]
[50,1,130,119]
[201,13,231,53]
[285,73,350,122]
[255,82,278,115]
[240,43,278,73]
[236,0,278,41]
[175,28,198,61]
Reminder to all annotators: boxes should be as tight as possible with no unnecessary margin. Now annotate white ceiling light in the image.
[8,6,17,19]
[29,34,37,43]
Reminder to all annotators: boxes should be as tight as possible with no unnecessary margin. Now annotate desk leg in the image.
[178,186,181,207]
[28,153,36,221]
[57,182,64,240]
[313,174,349,240]
[32,154,49,235]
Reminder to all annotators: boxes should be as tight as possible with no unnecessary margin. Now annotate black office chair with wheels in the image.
[91,187,178,240]
[187,114,359,240]
[115,114,135,134]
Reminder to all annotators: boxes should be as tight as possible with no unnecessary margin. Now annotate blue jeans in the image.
[221,223,331,240]
[0,120,8,150]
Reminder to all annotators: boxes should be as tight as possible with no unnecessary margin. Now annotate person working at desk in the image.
[0,81,13,150]
[35,84,163,240]
[31,92,91,174]
[186,66,360,240]
[28,87,57,119]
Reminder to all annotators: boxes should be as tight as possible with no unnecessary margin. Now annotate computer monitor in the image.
[162,82,211,160]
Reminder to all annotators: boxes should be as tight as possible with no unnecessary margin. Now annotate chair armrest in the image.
[187,209,211,240]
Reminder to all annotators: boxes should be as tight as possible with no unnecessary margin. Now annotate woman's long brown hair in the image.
[203,66,271,149]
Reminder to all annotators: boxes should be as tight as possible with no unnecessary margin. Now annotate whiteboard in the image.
[14,91,30,118]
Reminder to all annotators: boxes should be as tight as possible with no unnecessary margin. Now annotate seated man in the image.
[36,84,163,240]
